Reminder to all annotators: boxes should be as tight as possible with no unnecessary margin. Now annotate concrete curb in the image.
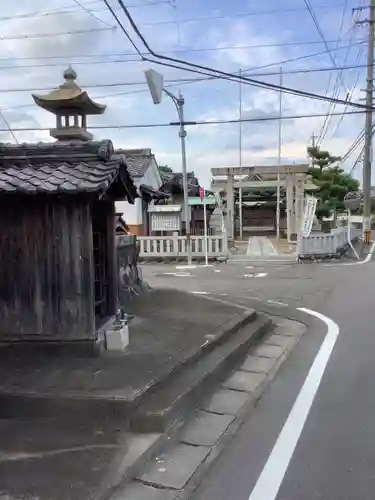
[114,308,311,500]
[174,321,305,500]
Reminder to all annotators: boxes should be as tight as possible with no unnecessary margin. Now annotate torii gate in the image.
[210,164,318,241]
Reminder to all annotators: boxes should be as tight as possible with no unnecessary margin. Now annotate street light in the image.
[145,68,192,265]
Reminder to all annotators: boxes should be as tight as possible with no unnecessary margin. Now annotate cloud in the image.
[0,0,369,186]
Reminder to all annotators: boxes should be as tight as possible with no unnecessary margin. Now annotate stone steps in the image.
[0,304,259,427]
[131,313,272,433]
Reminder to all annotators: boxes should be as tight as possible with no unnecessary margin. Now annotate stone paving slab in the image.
[0,289,252,408]
[240,355,276,374]
[222,370,264,393]
[180,411,234,446]
[265,333,295,349]
[113,484,177,500]
[114,317,308,500]
[200,388,249,415]
[273,321,306,336]
[0,418,160,500]
[254,343,285,359]
[137,443,210,490]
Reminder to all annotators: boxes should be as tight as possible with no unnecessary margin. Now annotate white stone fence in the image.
[138,233,229,261]
[298,226,361,260]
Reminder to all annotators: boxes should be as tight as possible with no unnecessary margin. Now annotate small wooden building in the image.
[0,66,137,345]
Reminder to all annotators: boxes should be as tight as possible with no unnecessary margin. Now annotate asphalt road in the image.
[142,253,375,500]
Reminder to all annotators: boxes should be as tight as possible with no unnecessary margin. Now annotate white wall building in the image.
[115,148,166,235]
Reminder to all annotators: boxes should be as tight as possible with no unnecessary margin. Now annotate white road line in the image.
[248,307,340,500]
[191,291,209,295]
[267,300,289,306]
[164,272,192,277]
[229,259,296,263]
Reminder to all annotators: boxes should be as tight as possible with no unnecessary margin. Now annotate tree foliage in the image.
[309,165,360,220]
[306,144,358,219]
[159,165,173,173]
[307,145,341,172]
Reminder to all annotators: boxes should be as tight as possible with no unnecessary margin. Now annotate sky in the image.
[0,0,371,187]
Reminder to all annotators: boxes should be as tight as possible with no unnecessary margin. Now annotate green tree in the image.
[309,165,360,220]
[307,145,341,172]
[159,165,173,173]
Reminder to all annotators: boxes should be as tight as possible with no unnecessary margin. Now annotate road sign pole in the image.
[347,209,360,260]
[203,199,208,266]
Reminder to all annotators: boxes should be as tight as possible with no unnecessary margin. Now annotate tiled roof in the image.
[160,171,200,196]
[0,140,137,200]
[114,148,154,179]
[140,184,170,200]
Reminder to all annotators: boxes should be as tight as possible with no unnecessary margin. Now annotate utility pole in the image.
[276,67,282,239]
[356,1,375,244]
[239,69,243,241]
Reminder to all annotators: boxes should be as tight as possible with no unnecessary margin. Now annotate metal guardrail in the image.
[297,226,361,260]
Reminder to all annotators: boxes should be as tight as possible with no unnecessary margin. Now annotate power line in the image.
[0,1,171,22]
[0,26,114,42]
[0,2,102,22]
[0,110,367,133]
[0,43,367,108]
[88,0,173,9]
[348,123,375,176]
[349,143,365,175]
[0,61,372,87]
[71,0,115,27]
[2,63,371,111]
[303,0,346,77]
[105,0,375,110]
[0,112,18,143]
[303,0,353,146]
[316,0,351,145]
[5,38,361,56]
[101,0,145,58]
[323,1,370,145]
[1,39,363,63]
[134,4,349,27]
[142,38,367,54]
[329,46,365,140]
[341,127,366,162]
[0,37,364,67]
[8,3,345,25]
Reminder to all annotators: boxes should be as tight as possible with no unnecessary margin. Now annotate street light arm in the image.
[163,88,182,121]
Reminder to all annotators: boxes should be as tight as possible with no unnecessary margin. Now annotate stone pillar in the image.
[295,174,305,235]
[286,170,293,242]
[226,174,235,240]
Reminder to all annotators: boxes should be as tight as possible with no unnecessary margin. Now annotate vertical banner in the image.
[296,196,318,260]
